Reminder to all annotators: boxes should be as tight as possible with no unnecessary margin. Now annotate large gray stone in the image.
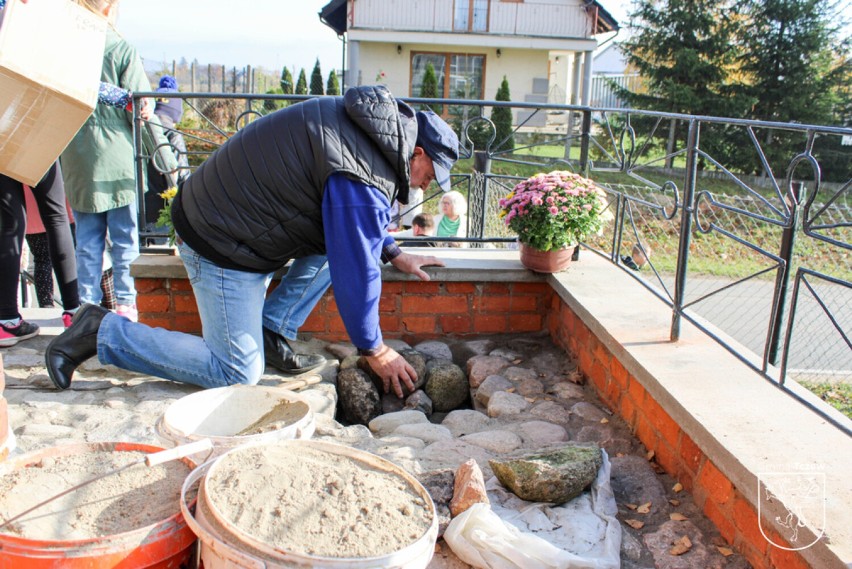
[460,429,523,454]
[403,389,433,417]
[441,409,492,437]
[466,355,512,388]
[425,360,469,412]
[358,348,427,395]
[474,374,514,406]
[511,420,569,447]
[489,444,603,505]
[368,409,429,437]
[487,390,530,417]
[414,340,453,362]
[336,367,381,426]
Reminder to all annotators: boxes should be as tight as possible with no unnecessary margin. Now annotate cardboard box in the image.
[0,0,105,186]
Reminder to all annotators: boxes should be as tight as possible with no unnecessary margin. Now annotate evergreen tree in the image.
[310,59,324,95]
[280,67,293,94]
[615,0,750,166]
[263,87,285,113]
[326,70,341,95]
[295,69,308,95]
[420,62,442,114]
[491,76,514,152]
[738,0,849,178]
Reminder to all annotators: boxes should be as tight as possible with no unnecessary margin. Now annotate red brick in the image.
[678,432,704,475]
[483,283,510,294]
[473,314,507,333]
[737,542,767,569]
[643,397,680,449]
[574,324,591,350]
[440,315,471,334]
[733,496,768,557]
[402,316,437,334]
[301,314,325,333]
[141,316,171,329]
[654,439,678,474]
[328,315,348,333]
[173,294,198,313]
[402,296,439,314]
[383,282,403,293]
[634,413,658,451]
[404,281,440,294]
[698,460,733,506]
[511,282,548,294]
[592,342,611,369]
[509,295,538,312]
[619,393,637,424]
[474,296,511,312]
[378,295,397,312]
[379,315,400,332]
[627,377,646,406]
[768,539,811,569]
[436,295,470,314]
[508,313,542,332]
[446,282,475,293]
[703,499,736,544]
[170,279,193,291]
[172,314,201,333]
[578,350,593,377]
[610,358,628,389]
[134,278,164,293]
[137,294,171,313]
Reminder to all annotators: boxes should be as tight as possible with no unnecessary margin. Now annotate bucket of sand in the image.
[0,441,200,568]
[156,384,315,457]
[181,440,439,569]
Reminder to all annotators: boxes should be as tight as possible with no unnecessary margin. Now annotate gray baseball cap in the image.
[416,111,460,192]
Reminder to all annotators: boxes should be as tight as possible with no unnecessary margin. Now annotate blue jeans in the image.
[262,255,331,341]
[74,203,139,306]
[97,241,272,388]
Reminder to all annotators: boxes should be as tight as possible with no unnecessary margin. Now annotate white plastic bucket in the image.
[183,440,438,569]
[157,384,315,457]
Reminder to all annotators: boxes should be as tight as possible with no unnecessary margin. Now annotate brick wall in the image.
[137,272,811,568]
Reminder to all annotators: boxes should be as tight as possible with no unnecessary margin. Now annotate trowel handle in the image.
[146,438,214,467]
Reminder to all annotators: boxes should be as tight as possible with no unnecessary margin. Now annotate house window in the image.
[453,0,489,32]
[411,53,485,101]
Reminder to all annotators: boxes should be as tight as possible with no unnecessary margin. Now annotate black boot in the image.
[45,303,109,390]
[263,327,325,374]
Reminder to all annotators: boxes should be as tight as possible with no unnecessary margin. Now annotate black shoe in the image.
[262,327,325,374]
[45,303,109,390]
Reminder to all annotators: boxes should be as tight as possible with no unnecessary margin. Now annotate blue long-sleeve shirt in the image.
[323,173,399,351]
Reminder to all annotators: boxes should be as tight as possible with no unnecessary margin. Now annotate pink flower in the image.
[549,206,558,215]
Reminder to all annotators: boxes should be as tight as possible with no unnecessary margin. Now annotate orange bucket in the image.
[0,441,198,568]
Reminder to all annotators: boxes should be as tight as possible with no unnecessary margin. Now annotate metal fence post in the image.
[768,181,802,365]
[471,150,492,243]
[671,119,700,342]
[578,110,592,176]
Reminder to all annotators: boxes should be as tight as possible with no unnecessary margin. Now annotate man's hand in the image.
[363,344,416,398]
[390,251,444,281]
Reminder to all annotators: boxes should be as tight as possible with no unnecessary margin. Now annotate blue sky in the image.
[117,0,630,76]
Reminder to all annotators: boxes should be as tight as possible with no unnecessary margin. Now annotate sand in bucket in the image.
[202,441,438,565]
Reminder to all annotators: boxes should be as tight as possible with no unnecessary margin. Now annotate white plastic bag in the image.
[443,450,620,569]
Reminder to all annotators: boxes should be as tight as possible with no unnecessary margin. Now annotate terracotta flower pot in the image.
[519,243,574,273]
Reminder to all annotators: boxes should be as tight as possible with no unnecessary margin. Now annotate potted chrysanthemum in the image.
[499,171,608,272]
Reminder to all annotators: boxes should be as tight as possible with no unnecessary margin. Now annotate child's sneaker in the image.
[115,304,138,322]
[61,311,75,328]
[0,319,40,347]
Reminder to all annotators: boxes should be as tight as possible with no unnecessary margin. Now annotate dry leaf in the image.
[670,513,688,521]
[669,499,681,506]
[567,370,584,384]
[512,359,522,364]
[600,418,609,424]
[524,397,536,403]
[651,463,665,474]
[625,519,645,530]
[637,502,652,514]
[646,450,656,461]
[716,546,734,557]
[506,387,516,393]
[673,482,683,493]
[625,503,638,510]
[616,452,625,458]
[669,535,692,556]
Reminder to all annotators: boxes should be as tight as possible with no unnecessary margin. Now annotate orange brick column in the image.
[547,297,810,569]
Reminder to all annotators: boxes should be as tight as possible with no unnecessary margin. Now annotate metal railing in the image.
[132,91,852,435]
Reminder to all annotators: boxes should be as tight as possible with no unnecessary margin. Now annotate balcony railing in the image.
[132,91,852,436]
[348,0,591,39]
